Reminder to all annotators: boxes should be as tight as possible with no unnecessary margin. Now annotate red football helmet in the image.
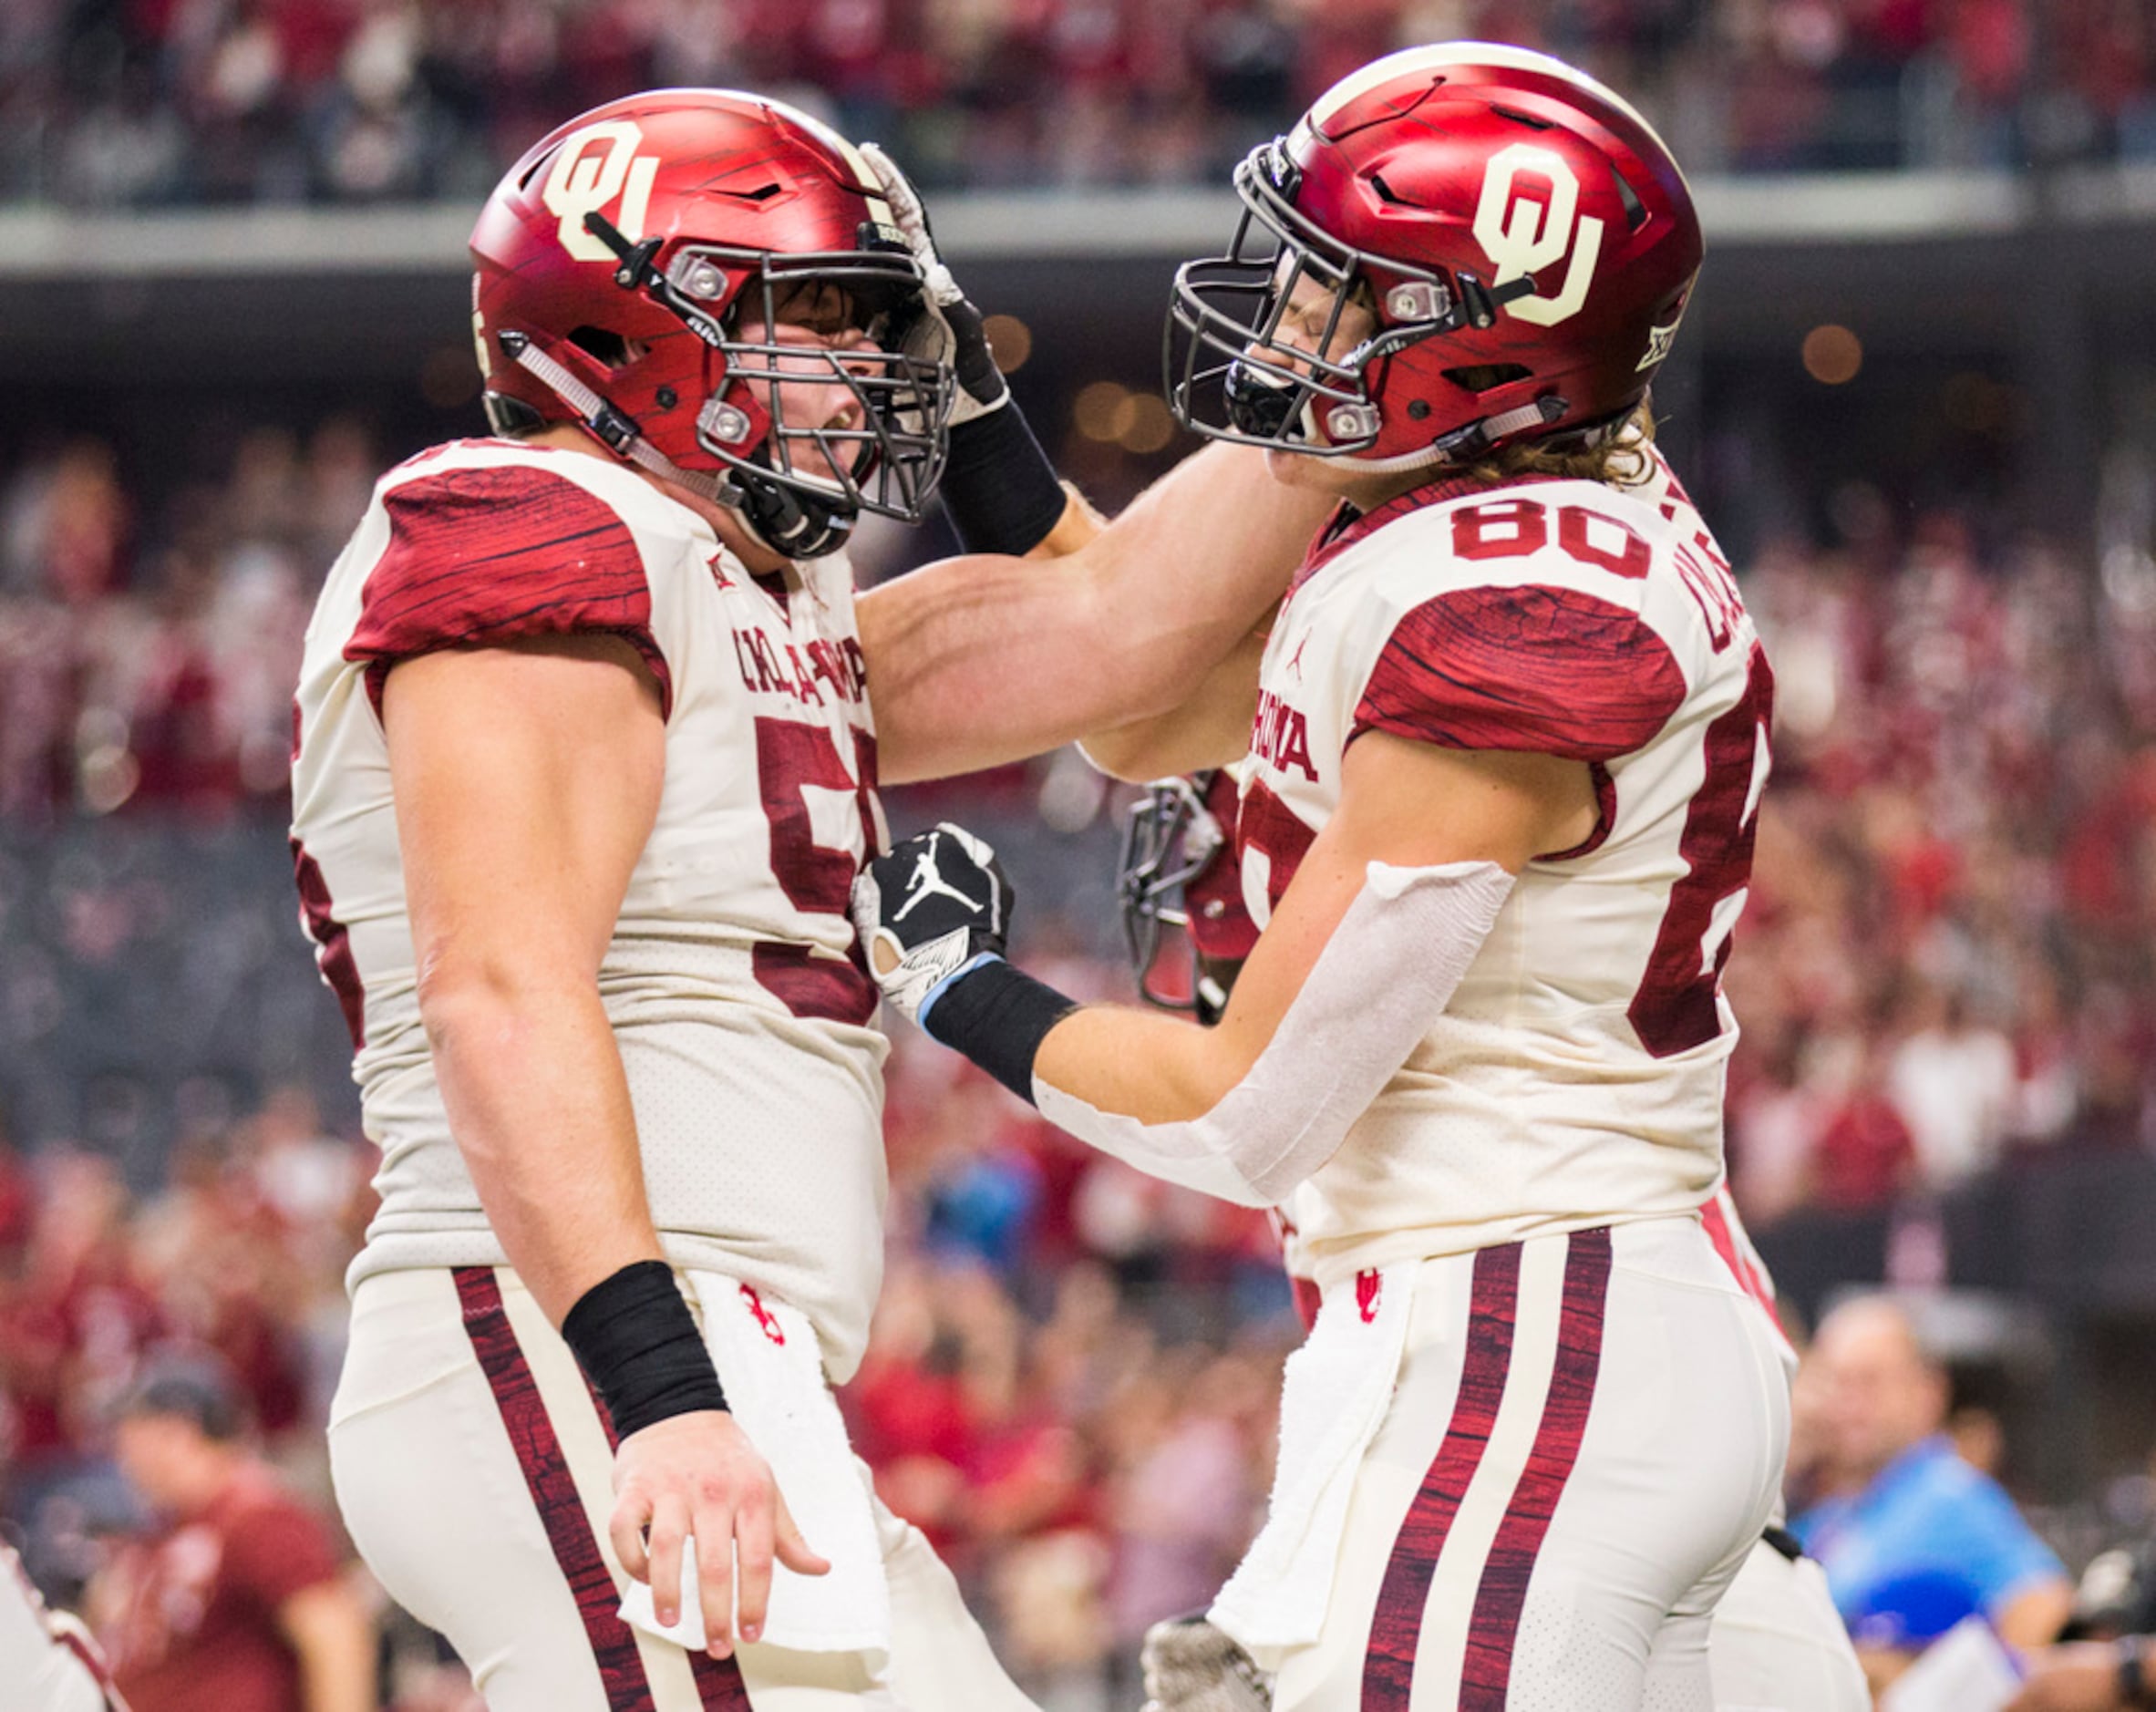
[1119,770,1256,1026]
[1167,44,1703,469]
[471,88,952,558]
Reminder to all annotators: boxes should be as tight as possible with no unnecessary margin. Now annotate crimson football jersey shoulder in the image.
[290,437,892,1378]
[346,446,675,715]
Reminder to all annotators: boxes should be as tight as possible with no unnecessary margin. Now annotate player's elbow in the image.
[413,936,591,1058]
[1156,1029,1257,1124]
[1076,728,1174,785]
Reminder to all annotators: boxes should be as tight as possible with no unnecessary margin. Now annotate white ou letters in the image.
[542,119,661,263]
[1471,143,1604,327]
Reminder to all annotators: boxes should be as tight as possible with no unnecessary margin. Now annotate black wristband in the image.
[561,1260,727,1439]
[940,403,1069,556]
[920,955,1079,1104]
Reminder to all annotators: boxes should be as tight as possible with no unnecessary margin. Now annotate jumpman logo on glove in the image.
[893,831,986,922]
[851,822,1014,1027]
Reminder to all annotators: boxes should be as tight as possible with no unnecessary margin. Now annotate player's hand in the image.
[2004,1642,2145,1711]
[851,822,1011,1026]
[858,142,1007,424]
[1140,1613,1274,1712]
[607,1408,830,1658]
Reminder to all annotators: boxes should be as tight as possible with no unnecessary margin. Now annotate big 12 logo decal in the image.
[1471,143,1604,327]
[542,119,660,263]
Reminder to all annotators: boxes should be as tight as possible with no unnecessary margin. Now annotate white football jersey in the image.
[291,438,891,1379]
[1241,451,1773,1285]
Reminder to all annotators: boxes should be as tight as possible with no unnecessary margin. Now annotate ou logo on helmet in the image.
[542,119,661,263]
[1471,143,1605,327]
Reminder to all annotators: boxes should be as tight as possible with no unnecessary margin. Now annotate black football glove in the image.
[851,823,1012,1026]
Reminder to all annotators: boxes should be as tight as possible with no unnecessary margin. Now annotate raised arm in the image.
[858,443,1334,783]
[1077,623,1272,783]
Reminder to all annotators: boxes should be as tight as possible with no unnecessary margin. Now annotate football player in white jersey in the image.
[1119,779,1866,1712]
[857,44,1799,1709]
[293,88,1332,1711]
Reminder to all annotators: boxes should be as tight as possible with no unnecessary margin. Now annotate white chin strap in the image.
[1033,859,1515,1207]
[508,340,733,508]
[1295,397,1560,476]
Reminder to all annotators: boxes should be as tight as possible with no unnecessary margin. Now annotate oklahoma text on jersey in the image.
[289,438,892,1377]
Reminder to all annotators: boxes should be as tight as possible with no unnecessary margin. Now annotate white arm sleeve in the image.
[1032,859,1514,1206]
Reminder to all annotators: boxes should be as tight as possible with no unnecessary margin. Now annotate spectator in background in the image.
[1794,1295,2075,1689]
[89,1359,373,1712]
[1887,982,2019,1191]
[1811,1038,1920,1212]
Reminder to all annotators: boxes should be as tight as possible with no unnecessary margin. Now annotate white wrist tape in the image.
[1033,860,1514,1206]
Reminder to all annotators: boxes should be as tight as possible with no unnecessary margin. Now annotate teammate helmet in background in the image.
[470,88,953,559]
[1166,43,1703,471]
[1119,771,1257,1026]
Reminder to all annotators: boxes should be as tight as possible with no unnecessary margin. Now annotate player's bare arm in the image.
[859,441,1335,783]
[1078,621,1273,783]
[1071,271,1381,785]
[854,733,1594,1198]
[386,634,827,1656]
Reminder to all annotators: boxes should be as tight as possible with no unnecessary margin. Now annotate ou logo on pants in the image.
[1471,143,1605,327]
[542,119,660,263]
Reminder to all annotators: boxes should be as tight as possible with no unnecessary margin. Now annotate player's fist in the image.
[851,823,1012,1026]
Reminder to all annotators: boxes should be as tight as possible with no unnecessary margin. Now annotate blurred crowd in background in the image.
[0,380,2153,1700]
[5,410,2153,1192]
[1728,505,2156,1224]
[5,0,2156,206]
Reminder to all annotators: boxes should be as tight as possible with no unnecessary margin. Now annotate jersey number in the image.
[1450,496,1652,580]
[751,717,881,1026]
[1454,495,1767,1057]
[1628,645,1773,1057]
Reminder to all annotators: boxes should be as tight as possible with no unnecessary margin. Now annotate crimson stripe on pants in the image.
[1459,1228,1614,1707]
[454,1265,660,1712]
[1361,1242,1522,1709]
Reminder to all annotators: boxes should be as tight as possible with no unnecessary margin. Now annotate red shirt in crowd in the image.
[1813,1091,1917,1212]
[99,1464,342,1712]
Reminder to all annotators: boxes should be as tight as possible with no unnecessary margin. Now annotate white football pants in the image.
[1266,1219,1791,1712]
[1707,1535,1869,1712]
[328,1266,1040,1711]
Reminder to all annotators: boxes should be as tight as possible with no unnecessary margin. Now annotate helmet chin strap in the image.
[500,335,851,559]
[1340,396,1571,475]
